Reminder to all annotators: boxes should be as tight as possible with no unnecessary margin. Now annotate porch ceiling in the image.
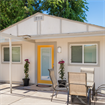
[0,32,35,43]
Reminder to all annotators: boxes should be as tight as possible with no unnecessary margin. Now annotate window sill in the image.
[68,63,99,67]
[2,62,22,64]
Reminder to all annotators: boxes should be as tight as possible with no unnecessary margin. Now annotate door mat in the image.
[36,84,51,88]
[14,85,53,91]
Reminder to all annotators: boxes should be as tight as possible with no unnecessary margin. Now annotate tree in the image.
[0,0,42,30]
[0,0,89,31]
[42,0,88,22]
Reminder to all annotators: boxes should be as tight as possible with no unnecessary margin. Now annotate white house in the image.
[0,12,105,88]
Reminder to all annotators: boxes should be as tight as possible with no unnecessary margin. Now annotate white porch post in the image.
[9,38,12,93]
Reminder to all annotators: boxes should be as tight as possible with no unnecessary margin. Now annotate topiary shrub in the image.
[24,59,30,79]
[58,59,65,80]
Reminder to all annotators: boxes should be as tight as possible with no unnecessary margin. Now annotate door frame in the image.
[35,42,57,85]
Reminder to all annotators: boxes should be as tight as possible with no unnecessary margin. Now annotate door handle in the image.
[53,64,54,69]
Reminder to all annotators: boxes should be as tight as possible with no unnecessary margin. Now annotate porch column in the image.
[9,38,12,93]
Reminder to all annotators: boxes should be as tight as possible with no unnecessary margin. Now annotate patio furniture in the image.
[67,72,91,105]
[48,69,68,101]
[94,84,105,105]
[81,67,95,100]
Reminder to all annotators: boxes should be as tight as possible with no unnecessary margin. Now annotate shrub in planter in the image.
[58,59,66,87]
[23,59,30,86]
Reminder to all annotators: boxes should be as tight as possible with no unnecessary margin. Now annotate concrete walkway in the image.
[0,84,105,105]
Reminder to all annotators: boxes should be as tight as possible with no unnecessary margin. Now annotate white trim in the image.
[69,43,98,65]
[2,45,21,63]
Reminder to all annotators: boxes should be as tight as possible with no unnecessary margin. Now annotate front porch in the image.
[0,83,105,105]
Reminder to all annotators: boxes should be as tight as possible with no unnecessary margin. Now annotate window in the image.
[2,46,21,63]
[70,44,98,65]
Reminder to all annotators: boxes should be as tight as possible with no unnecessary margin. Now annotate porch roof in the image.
[0,31,105,43]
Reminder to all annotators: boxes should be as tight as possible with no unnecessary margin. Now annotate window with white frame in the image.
[69,44,98,65]
[2,46,21,63]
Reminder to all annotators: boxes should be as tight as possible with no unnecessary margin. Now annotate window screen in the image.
[3,47,20,62]
[71,46,82,63]
[12,47,20,62]
[84,45,96,63]
[4,48,9,61]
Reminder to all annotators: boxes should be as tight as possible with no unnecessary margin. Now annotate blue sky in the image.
[86,0,105,27]
[43,0,105,27]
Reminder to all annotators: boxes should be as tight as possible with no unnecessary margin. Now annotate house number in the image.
[35,16,43,21]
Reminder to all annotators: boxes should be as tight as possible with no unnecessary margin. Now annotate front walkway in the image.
[0,84,105,105]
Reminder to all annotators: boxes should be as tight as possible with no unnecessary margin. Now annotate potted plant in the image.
[58,59,66,87]
[23,59,30,86]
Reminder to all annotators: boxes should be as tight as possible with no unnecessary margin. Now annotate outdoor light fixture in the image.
[57,46,62,53]
[23,35,31,39]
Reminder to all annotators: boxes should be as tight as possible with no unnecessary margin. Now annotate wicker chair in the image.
[48,69,68,101]
[67,72,91,105]
[81,67,95,100]
[94,84,105,105]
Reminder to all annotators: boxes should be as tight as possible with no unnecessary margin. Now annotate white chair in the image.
[80,67,95,100]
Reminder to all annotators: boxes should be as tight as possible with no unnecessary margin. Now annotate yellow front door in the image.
[37,45,54,84]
